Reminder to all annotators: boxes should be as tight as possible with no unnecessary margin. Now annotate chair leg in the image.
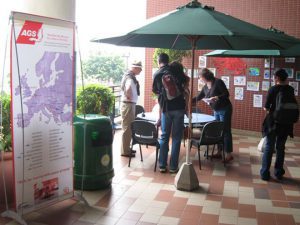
[211,144,216,161]
[154,146,159,172]
[139,144,143,162]
[206,145,209,159]
[197,146,201,170]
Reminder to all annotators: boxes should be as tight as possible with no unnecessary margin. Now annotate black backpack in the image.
[273,86,299,124]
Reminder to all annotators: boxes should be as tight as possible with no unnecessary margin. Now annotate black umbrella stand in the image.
[175,37,199,191]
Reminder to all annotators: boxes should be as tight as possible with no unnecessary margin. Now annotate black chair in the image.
[135,105,145,117]
[129,120,160,171]
[190,121,225,170]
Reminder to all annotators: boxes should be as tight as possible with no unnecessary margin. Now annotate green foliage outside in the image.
[76,84,115,116]
[0,94,11,151]
[83,55,125,84]
[153,48,191,67]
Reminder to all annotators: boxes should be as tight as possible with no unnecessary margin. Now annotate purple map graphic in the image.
[15,52,73,127]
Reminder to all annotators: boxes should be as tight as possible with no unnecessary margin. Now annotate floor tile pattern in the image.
[1,131,300,225]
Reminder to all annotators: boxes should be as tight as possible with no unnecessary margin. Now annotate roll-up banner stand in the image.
[8,11,75,218]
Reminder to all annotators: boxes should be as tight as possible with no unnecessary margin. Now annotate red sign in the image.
[16,20,43,45]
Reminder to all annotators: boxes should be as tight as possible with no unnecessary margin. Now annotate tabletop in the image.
[136,112,215,127]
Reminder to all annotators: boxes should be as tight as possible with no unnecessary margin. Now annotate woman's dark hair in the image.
[275,68,288,81]
[169,61,187,84]
[199,68,215,81]
[158,53,169,64]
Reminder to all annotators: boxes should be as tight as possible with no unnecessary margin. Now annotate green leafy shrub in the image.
[0,94,12,151]
[76,84,115,116]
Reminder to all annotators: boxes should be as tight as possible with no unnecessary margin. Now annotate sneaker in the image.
[223,155,234,163]
[169,168,179,174]
[261,176,270,181]
[159,167,167,173]
[212,152,222,159]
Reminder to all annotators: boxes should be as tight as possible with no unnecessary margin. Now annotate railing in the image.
[109,85,121,128]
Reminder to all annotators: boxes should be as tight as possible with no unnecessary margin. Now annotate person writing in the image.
[120,61,142,157]
[193,68,233,163]
[152,53,187,173]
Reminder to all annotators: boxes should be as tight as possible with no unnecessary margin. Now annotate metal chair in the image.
[129,120,160,171]
[135,105,145,117]
[190,121,225,170]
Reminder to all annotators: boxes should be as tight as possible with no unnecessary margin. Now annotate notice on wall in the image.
[11,12,74,213]
[247,81,260,91]
[234,87,244,100]
[262,81,270,91]
[253,94,263,108]
[198,56,207,68]
[289,81,299,96]
[221,76,230,89]
[233,76,246,86]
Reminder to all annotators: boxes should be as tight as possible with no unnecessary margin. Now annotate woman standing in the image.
[193,68,233,162]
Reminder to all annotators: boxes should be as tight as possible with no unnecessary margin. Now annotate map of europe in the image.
[15,51,73,127]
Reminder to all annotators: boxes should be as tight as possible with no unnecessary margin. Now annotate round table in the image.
[137,112,215,127]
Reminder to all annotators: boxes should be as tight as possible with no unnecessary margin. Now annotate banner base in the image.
[1,210,27,225]
[74,191,90,207]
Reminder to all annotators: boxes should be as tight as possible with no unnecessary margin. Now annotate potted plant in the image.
[76,84,115,116]
[0,94,12,159]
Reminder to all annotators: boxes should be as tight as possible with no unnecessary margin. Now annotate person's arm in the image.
[213,79,229,101]
[124,79,134,100]
[264,87,275,113]
[192,88,205,103]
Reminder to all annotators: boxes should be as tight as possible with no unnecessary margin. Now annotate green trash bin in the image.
[74,114,114,190]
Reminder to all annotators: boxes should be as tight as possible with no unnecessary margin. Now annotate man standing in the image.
[152,53,186,173]
[120,61,142,157]
[260,69,298,181]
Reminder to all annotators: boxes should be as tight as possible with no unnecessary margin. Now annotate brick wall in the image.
[145,0,300,137]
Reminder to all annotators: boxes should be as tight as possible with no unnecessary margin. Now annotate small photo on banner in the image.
[249,67,260,76]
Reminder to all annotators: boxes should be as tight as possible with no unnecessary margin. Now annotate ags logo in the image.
[17,20,43,45]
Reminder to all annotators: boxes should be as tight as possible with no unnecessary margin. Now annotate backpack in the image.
[161,72,183,100]
[273,86,299,124]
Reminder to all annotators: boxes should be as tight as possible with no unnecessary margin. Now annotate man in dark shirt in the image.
[152,53,186,173]
[260,69,296,181]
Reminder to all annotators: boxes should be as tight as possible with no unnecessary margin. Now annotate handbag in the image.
[257,136,266,152]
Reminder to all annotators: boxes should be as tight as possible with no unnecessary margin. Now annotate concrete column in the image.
[12,0,76,22]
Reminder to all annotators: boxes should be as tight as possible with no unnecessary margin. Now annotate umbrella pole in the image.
[175,37,199,191]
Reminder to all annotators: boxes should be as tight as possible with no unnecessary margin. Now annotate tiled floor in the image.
[1,131,300,225]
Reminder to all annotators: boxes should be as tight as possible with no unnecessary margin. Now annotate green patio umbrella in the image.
[92,0,300,191]
[205,44,300,58]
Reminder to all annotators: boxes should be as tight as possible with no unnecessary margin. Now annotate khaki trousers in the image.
[121,102,136,155]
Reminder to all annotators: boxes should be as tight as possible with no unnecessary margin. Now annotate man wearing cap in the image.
[120,61,142,157]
